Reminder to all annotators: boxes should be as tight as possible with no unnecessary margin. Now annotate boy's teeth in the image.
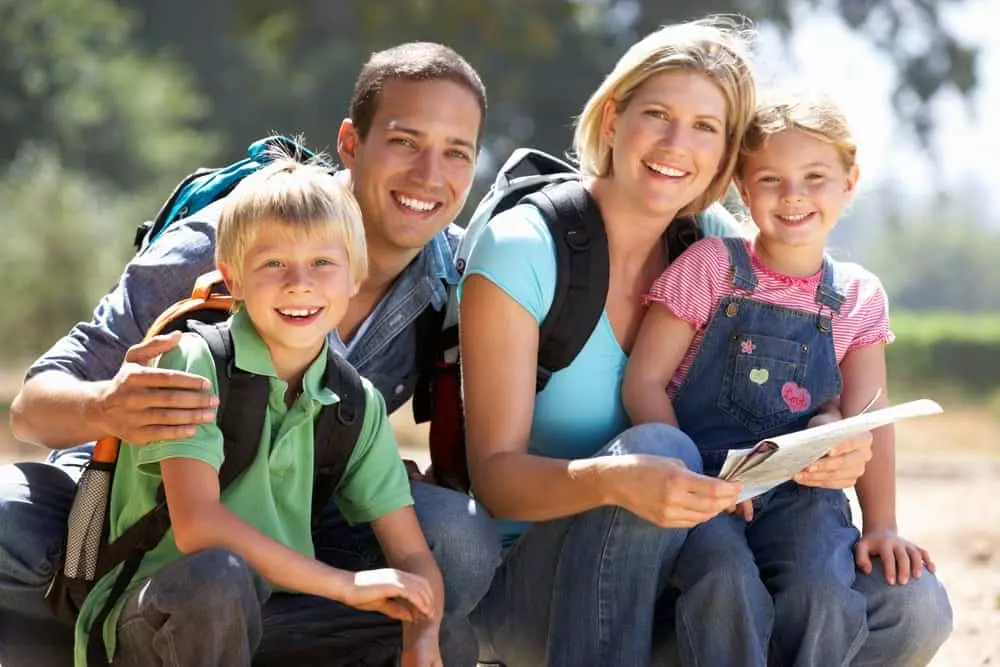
[779,213,810,222]
[278,307,319,317]
[645,162,687,177]
[396,194,437,212]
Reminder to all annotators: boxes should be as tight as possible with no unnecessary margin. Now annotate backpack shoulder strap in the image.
[665,215,704,263]
[522,180,609,392]
[310,348,367,524]
[88,319,267,666]
[188,320,269,489]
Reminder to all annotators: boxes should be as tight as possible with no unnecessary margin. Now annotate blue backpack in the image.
[133,135,322,252]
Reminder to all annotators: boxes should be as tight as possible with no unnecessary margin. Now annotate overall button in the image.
[725,302,740,317]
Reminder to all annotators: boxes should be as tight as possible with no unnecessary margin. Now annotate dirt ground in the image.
[1,399,997,665]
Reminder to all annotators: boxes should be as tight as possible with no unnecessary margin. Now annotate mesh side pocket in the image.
[63,461,114,581]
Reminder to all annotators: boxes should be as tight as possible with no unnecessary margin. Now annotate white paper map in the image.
[719,399,944,502]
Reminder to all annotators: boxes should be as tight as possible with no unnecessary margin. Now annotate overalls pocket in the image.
[718,332,809,435]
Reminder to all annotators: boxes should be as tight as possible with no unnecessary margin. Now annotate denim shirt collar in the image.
[343,225,461,374]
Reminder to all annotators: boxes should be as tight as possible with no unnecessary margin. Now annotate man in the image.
[2,42,500,666]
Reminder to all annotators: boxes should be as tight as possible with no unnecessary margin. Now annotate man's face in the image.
[339,78,481,256]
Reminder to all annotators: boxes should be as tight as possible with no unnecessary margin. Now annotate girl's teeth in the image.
[279,308,318,317]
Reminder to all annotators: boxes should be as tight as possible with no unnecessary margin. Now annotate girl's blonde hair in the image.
[738,94,858,176]
[573,16,757,216]
[215,151,367,287]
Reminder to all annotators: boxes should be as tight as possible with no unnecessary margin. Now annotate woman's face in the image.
[602,69,728,219]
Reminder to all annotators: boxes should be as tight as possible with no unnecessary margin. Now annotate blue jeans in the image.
[471,423,702,667]
[0,451,501,666]
[669,483,866,667]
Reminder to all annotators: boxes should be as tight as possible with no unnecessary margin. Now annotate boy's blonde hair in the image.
[216,154,367,287]
[572,16,757,216]
[738,94,858,176]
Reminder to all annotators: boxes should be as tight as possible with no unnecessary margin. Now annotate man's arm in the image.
[9,216,221,448]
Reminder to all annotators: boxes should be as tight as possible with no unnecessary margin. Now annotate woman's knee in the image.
[604,423,703,474]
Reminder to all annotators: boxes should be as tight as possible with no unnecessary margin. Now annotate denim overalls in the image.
[667,237,868,667]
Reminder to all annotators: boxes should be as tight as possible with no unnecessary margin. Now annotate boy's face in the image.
[221,222,360,375]
[338,78,481,256]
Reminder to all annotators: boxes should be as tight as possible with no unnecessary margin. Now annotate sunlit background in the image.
[1,1,997,663]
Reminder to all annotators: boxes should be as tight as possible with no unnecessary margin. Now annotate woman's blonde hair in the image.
[215,150,367,288]
[737,93,858,176]
[573,16,757,216]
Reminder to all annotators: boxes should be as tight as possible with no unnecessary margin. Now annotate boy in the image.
[75,157,443,667]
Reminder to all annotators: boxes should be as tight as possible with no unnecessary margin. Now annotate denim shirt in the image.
[27,200,462,416]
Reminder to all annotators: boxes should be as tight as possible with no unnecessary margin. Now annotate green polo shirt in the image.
[74,308,413,666]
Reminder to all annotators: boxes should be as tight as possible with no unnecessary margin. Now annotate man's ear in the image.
[218,262,242,300]
[337,119,359,169]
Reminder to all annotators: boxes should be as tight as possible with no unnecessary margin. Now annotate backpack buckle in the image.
[565,229,591,251]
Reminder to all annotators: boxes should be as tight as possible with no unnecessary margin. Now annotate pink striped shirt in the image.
[644,237,894,398]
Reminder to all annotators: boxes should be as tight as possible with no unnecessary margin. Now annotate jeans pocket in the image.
[719,333,808,434]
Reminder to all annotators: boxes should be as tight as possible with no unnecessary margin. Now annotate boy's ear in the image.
[218,262,243,300]
[337,119,359,169]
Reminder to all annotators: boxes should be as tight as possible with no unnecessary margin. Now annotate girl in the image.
[623,95,936,666]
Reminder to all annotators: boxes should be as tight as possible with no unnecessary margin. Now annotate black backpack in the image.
[44,273,366,666]
[413,149,703,491]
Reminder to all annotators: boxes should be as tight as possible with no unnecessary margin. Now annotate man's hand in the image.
[96,331,218,444]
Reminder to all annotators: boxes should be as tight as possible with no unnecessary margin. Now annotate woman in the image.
[460,16,951,667]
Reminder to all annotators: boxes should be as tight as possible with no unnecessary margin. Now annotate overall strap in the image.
[722,237,757,293]
[523,180,609,393]
[310,348,366,526]
[814,256,846,314]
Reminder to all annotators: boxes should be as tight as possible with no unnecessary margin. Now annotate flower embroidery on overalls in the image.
[740,339,756,354]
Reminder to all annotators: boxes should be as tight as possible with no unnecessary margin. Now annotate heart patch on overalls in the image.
[749,368,769,385]
[781,382,811,412]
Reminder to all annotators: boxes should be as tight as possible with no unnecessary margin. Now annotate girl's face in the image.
[738,129,859,253]
[602,69,729,221]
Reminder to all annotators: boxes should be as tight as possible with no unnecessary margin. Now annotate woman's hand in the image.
[793,412,873,489]
[607,454,742,528]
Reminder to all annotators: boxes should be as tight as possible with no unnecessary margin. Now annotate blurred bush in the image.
[887,311,1000,401]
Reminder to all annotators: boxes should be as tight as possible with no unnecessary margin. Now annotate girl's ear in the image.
[844,163,861,196]
[218,262,243,300]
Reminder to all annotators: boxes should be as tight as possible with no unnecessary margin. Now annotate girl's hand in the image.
[855,526,935,586]
[343,568,435,622]
[725,500,754,521]
[794,413,873,489]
